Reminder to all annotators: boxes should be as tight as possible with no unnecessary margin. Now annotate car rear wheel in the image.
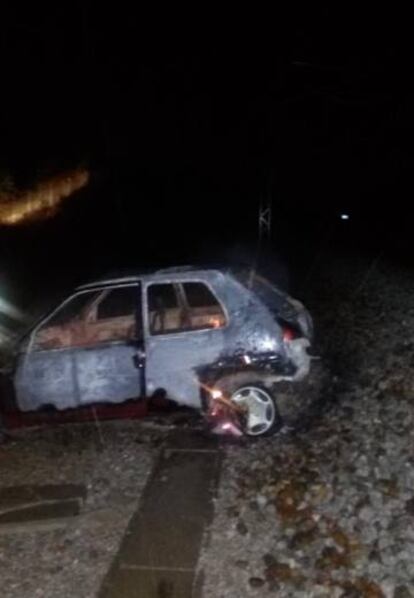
[230,385,282,436]
[209,375,283,437]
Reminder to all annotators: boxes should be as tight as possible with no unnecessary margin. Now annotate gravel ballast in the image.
[0,421,161,598]
[198,256,414,597]
[2,255,414,597]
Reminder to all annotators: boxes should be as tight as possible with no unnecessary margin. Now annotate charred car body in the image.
[11,267,313,436]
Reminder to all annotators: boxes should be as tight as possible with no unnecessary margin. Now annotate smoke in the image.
[214,242,290,291]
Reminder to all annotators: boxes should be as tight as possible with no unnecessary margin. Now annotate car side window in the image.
[97,287,138,320]
[182,282,227,330]
[147,282,227,335]
[91,285,140,343]
[32,291,99,351]
[45,292,98,327]
[148,284,182,335]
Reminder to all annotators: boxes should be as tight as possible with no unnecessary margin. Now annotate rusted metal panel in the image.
[146,329,225,407]
[15,341,142,411]
[75,343,142,405]
[15,348,78,411]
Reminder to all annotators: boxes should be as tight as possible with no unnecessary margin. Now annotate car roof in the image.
[76,266,228,291]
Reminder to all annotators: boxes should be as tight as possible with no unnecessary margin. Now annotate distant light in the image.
[340,213,350,221]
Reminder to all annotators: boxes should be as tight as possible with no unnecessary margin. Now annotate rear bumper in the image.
[285,338,312,381]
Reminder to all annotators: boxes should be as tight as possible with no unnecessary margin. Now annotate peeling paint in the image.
[12,268,313,417]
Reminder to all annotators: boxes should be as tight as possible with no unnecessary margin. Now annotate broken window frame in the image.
[26,284,142,353]
[25,289,101,353]
[96,285,141,322]
[74,283,142,345]
[145,280,229,337]
[178,282,228,331]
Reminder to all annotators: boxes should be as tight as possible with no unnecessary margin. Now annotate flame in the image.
[219,421,243,437]
[208,316,222,328]
[199,382,243,413]
[0,168,89,226]
[199,381,245,436]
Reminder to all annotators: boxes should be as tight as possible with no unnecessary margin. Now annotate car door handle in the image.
[132,351,145,369]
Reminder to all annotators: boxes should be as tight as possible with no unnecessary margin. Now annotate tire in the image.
[213,375,283,437]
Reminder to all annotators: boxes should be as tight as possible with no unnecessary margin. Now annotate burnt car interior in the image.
[31,280,227,353]
[147,282,227,335]
[34,285,140,351]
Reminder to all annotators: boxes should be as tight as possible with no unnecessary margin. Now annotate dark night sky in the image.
[0,9,413,303]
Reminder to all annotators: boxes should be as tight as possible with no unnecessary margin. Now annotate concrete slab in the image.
[121,450,220,570]
[99,438,222,598]
[0,500,80,524]
[0,484,86,533]
[100,566,196,598]
[0,484,86,511]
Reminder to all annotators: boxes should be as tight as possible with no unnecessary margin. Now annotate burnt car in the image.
[10,267,313,437]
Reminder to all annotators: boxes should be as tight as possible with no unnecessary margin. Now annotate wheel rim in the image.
[230,386,276,436]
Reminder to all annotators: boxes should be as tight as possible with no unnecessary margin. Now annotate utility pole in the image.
[258,192,272,242]
[249,186,273,287]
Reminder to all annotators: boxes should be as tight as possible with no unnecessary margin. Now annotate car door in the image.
[14,290,100,411]
[144,281,227,408]
[74,283,145,405]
